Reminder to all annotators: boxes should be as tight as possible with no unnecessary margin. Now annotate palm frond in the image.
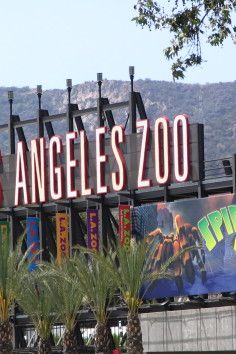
[42,257,83,331]
[15,269,58,340]
[73,251,116,324]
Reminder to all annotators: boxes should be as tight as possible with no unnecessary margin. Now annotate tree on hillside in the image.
[133,0,236,79]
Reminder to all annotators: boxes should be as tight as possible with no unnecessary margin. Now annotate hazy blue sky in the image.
[0,0,235,89]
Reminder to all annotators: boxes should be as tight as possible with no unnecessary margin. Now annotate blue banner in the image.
[132,194,236,299]
[26,217,40,271]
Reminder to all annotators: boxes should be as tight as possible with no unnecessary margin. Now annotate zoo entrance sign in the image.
[13,115,195,207]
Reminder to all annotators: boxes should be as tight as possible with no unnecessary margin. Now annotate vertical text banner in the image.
[87,209,99,251]
[119,205,131,247]
[56,213,69,263]
[0,221,9,245]
[26,217,40,272]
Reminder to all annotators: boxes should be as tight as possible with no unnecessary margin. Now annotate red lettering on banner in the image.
[14,141,30,206]
[119,205,131,247]
[137,120,152,188]
[49,136,65,200]
[66,132,79,198]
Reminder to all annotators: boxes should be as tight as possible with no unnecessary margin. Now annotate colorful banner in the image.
[0,221,9,245]
[87,209,99,251]
[56,213,69,263]
[26,217,40,272]
[119,205,131,247]
[132,194,236,299]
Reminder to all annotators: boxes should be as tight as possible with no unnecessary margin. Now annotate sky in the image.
[0,0,235,89]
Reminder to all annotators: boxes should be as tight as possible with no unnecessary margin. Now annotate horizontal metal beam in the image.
[14,296,236,328]
[0,123,9,131]
[7,176,233,217]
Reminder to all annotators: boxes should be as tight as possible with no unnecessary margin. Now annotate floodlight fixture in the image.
[97,72,103,83]
[37,85,42,95]
[66,79,72,89]
[8,91,14,101]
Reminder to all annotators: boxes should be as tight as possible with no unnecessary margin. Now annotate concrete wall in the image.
[140,306,236,352]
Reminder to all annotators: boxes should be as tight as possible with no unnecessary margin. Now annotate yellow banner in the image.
[0,221,9,245]
[56,213,69,263]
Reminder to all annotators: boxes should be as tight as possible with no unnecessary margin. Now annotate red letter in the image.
[14,141,30,206]
[154,117,170,185]
[136,120,152,188]
[49,136,65,200]
[173,114,190,182]
[80,130,93,196]
[96,127,108,194]
[31,138,47,203]
[66,132,79,198]
[111,125,127,192]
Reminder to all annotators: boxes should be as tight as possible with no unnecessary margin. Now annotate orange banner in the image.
[56,213,69,263]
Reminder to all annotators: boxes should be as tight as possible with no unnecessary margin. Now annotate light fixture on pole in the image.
[66,79,72,105]
[129,66,135,92]
[37,85,42,110]
[8,91,14,117]
[97,73,103,126]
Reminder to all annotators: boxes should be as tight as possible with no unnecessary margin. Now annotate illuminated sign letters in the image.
[14,115,190,206]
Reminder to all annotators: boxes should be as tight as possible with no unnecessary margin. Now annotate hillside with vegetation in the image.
[0,79,236,159]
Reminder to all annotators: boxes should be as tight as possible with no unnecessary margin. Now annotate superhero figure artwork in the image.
[132,194,236,299]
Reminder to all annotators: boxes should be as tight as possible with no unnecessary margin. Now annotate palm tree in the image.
[0,228,28,354]
[15,270,58,354]
[73,251,116,354]
[110,240,152,354]
[43,257,84,354]
[111,239,199,354]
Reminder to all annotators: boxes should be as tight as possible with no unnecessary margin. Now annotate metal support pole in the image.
[67,79,73,132]
[97,73,103,127]
[66,79,76,256]
[37,85,44,137]
[129,66,136,134]
[232,154,236,194]
[39,207,47,261]
[36,85,47,260]
[96,73,108,250]
[8,91,15,154]
[9,208,18,251]
[163,185,169,203]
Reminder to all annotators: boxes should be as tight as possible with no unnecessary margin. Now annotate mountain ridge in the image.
[0,79,236,159]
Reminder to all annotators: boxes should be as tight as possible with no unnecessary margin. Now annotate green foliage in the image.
[0,231,28,322]
[133,0,236,79]
[109,239,199,315]
[73,251,116,325]
[110,241,152,315]
[42,257,83,332]
[15,270,58,340]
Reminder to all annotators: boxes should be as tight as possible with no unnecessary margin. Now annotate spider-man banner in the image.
[132,194,236,299]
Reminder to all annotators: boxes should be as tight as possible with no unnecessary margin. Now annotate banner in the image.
[119,205,131,247]
[132,194,236,299]
[56,213,69,263]
[0,221,9,245]
[87,209,99,251]
[26,217,40,272]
